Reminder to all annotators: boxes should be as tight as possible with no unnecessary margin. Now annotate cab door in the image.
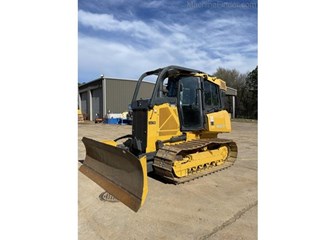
[178,76,204,131]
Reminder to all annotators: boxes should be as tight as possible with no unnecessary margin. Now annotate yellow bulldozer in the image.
[79,66,238,212]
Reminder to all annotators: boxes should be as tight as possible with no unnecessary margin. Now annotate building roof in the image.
[79,76,237,95]
[226,87,237,96]
[78,76,154,90]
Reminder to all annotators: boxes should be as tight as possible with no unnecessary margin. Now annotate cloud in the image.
[78,7,257,82]
[78,35,161,80]
[78,10,163,40]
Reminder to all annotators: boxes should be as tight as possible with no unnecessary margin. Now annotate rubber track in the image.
[153,138,238,184]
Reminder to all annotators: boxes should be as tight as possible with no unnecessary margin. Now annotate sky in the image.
[78,0,257,83]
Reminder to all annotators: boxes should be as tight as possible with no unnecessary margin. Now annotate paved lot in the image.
[78,120,257,240]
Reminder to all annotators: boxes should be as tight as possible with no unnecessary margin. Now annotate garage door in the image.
[80,92,90,120]
[92,88,103,119]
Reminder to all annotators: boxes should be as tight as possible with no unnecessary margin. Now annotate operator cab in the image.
[161,75,203,131]
[131,66,224,132]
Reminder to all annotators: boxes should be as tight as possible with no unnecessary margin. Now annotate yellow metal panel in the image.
[205,110,231,133]
[193,73,227,90]
[207,75,227,91]
[146,103,183,152]
[139,155,148,207]
[186,132,200,141]
[146,108,158,152]
[101,140,118,146]
[159,108,179,133]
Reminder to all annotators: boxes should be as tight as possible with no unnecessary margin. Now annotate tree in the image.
[213,68,247,118]
[214,67,246,89]
[244,66,258,119]
[213,66,258,119]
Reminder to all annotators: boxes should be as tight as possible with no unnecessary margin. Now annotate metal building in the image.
[78,77,237,121]
[78,77,155,121]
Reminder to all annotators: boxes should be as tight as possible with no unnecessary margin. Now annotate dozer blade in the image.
[79,137,148,212]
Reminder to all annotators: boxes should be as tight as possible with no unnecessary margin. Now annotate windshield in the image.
[134,75,156,101]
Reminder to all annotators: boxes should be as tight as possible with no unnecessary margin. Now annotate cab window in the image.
[204,80,221,111]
